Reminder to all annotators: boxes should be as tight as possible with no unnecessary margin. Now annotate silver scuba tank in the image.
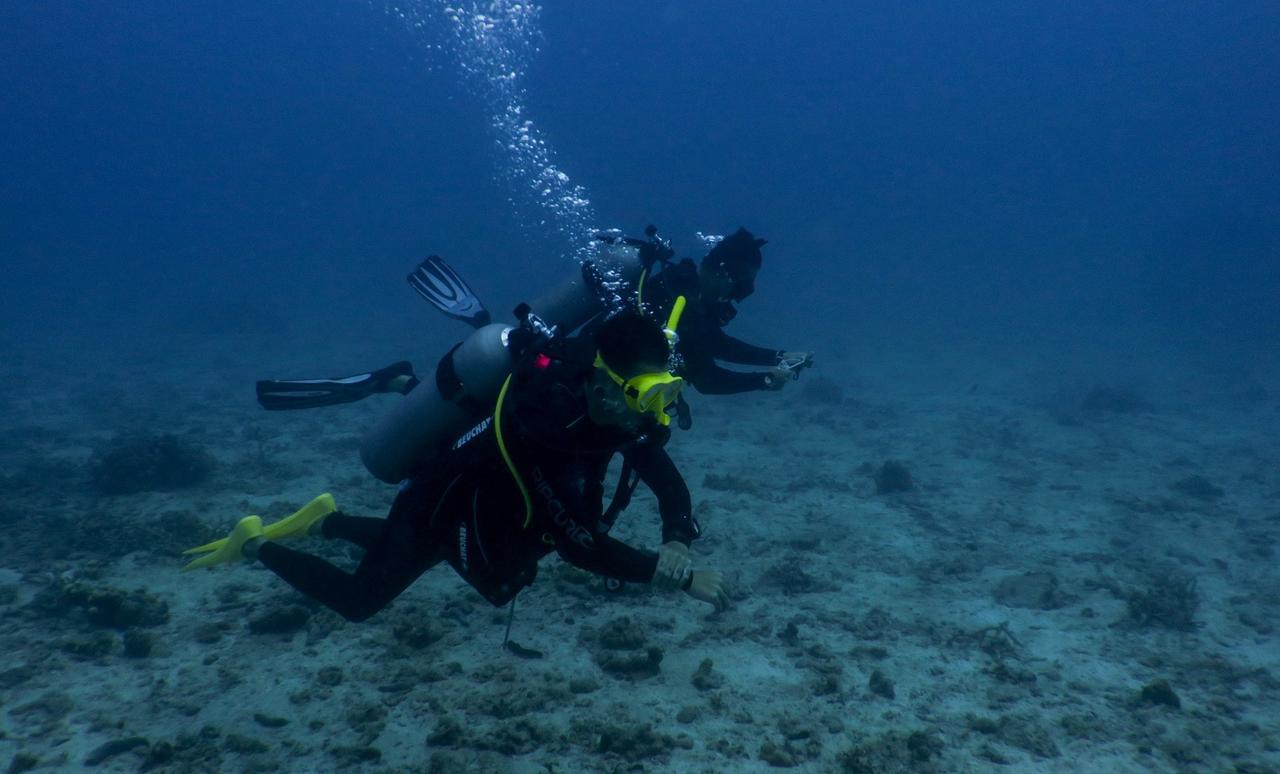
[359,322,512,483]
[359,245,642,484]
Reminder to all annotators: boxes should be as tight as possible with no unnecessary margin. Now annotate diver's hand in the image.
[654,542,692,588]
[685,570,729,610]
[765,351,815,390]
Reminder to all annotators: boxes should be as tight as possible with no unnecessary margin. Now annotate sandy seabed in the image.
[1,332,1277,773]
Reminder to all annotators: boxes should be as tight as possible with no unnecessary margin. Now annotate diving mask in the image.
[593,355,685,426]
[593,294,688,425]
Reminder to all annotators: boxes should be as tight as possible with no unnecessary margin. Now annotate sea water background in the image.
[3,1,1276,380]
[2,4,1279,770]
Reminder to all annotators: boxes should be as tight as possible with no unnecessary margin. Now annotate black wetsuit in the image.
[637,260,782,394]
[257,353,697,621]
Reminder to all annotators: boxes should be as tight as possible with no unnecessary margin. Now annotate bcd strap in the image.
[601,458,641,532]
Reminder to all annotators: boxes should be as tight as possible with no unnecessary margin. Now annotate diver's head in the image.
[588,311,682,428]
[700,227,767,303]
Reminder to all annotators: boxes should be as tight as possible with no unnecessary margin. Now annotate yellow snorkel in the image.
[635,268,649,311]
[664,295,686,344]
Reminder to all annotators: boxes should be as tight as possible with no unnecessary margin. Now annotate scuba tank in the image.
[360,244,644,484]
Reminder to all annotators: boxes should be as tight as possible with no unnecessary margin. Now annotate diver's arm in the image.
[673,329,776,393]
[627,443,698,545]
[546,456,722,603]
[712,329,782,366]
[534,455,659,583]
[674,318,771,394]
[555,534,659,584]
[686,361,776,394]
[626,440,698,589]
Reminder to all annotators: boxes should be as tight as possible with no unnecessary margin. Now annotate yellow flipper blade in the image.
[262,493,337,542]
[182,516,260,556]
[182,516,263,571]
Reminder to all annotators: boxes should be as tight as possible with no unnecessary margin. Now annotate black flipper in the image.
[256,361,418,411]
[407,255,491,328]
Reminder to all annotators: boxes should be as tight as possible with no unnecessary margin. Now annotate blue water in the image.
[3,0,1275,369]
[2,4,1279,770]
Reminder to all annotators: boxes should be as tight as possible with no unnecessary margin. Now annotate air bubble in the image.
[390,1,599,265]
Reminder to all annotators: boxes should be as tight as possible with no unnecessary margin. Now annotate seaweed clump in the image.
[588,617,664,680]
[89,433,215,495]
[1170,475,1224,501]
[838,729,944,772]
[873,460,914,494]
[993,571,1064,610]
[757,561,834,595]
[589,721,688,763]
[27,580,170,630]
[1127,573,1199,631]
[1138,678,1181,709]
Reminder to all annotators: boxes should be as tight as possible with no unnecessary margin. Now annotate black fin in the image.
[408,255,491,328]
[256,361,416,410]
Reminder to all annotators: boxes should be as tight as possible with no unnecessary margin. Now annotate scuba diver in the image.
[183,309,729,620]
[616,226,814,396]
[254,227,813,412]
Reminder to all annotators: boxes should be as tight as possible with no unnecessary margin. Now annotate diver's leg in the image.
[255,529,441,622]
[256,361,419,410]
[318,512,387,550]
[254,480,447,622]
[318,473,462,550]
